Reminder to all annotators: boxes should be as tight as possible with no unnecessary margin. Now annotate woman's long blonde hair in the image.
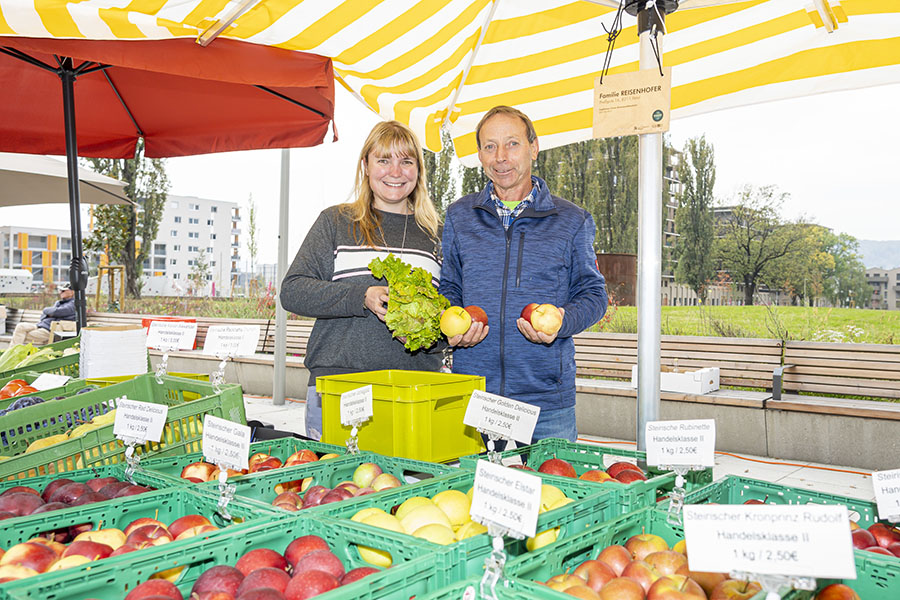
[340,120,441,248]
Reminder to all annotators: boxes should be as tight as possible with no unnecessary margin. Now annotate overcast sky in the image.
[2,82,898,269]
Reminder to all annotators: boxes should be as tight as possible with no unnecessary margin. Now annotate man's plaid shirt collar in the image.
[488,177,538,230]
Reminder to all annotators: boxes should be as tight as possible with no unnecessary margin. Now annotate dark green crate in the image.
[460,438,713,514]
[783,552,900,600]
[0,336,81,380]
[319,469,617,584]
[0,372,87,412]
[136,436,349,486]
[1,513,444,600]
[419,576,556,600]
[0,374,245,480]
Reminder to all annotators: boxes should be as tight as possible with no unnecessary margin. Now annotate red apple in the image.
[647,574,706,600]
[249,453,270,468]
[168,514,212,539]
[335,481,360,495]
[676,565,727,597]
[180,461,217,482]
[235,566,291,595]
[0,492,45,516]
[538,458,577,478]
[596,544,632,576]
[0,564,39,583]
[645,550,687,575]
[48,482,93,504]
[606,462,643,479]
[0,542,59,573]
[124,518,169,537]
[41,478,74,502]
[98,481,134,498]
[580,470,614,483]
[318,488,353,505]
[851,528,876,549]
[814,583,860,600]
[465,305,489,326]
[237,589,283,600]
[301,486,329,508]
[565,586,601,600]
[1,486,39,496]
[622,559,662,593]
[283,535,330,569]
[370,473,401,491]
[174,524,218,541]
[340,566,379,585]
[249,456,283,474]
[191,565,244,598]
[597,577,645,600]
[868,523,900,548]
[284,449,318,467]
[124,579,183,600]
[546,573,587,592]
[235,548,289,576]
[864,546,894,556]
[573,559,616,592]
[292,549,344,579]
[351,463,383,488]
[116,485,152,497]
[110,543,141,557]
[710,579,762,600]
[520,303,539,322]
[887,541,900,557]
[272,491,303,511]
[615,470,648,484]
[61,540,114,561]
[625,533,668,561]
[69,491,109,505]
[284,569,339,600]
[126,525,174,548]
[85,477,119,492]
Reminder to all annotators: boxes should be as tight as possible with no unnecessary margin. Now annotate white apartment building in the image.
[866,267,900,310]
[147,194,241,296]
[0,225,77,288]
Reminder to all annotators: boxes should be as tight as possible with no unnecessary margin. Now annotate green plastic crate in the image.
[0,374,246,481]
[86,372,209,387]
[1,512,444,600]
[0,336,81,380]
[0,462,180,499]
[461,438,713,514]
[317,469,618,584]
[0,371,88,412]
[317,369,486,462]
[418,577,555,600]
[783,552,900,600]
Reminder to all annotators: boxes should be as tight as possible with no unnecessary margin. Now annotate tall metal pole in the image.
[61,58,88,330]
[273,149,290,405]
[635,7,666,450]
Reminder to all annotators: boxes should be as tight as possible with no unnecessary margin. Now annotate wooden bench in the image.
[1,308,47,345]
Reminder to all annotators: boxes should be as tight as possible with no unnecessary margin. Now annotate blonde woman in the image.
[281,121,443,440]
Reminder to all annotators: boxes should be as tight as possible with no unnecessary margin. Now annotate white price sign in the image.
[645,419,716,467]
[202,325,260,357]
[113,399,168,443]
[872,469,900,520]
[463,390,540,445]
[146,321,197,351]
[340,385,373,426]
[682,504,857,579]
[30,373,70,391]
[202,415,251,471]
[470,460,541,538]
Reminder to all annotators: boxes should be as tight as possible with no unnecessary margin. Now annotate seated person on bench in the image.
[11,283,76,346]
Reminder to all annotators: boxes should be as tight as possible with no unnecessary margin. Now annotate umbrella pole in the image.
[634,5,668,450]
[273,149,290,406]
[61,58,88,331]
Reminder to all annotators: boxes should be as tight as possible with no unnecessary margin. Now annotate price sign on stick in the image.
[202,415,250,471]
[146,321,197,351]
[645,419,716,467]
[113,399,168,443]
[682,504,857,579]
[872,469,900,520]
[340,385,373,426]
[470,460,541,538]
[203,325,260,357]
[464,390,540,445]
[30,373,70,391]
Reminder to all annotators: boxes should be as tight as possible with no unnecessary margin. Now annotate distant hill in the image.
[859,240,900,269]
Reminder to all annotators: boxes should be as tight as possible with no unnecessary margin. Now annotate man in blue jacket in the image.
[440,106,608,444]
[11,283,76,346]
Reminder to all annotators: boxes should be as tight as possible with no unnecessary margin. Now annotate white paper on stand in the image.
[80,325,147,379]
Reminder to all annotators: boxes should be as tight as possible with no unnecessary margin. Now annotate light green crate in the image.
[0,371,88,412]
[0,336,81,380]
[86,372,209,387]
[318,369,486,462]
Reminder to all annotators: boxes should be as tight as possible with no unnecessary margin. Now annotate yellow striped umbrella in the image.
[1,0,897,165]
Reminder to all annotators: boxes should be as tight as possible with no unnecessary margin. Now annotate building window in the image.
[170,230,177,237]
[170,259,177,265]
[173,245,181,251]
[207,219,214,226]
[154,244,166,255]
[173,273,180,279]
[211,261,216,267]
[189,203,199,210]
[189,218,199,225]
[188,232,199,239]
[210,233,216,240]
[206,275,213,281]
[174,216,182,223]
[189,245,199,252]
[207,247,213,253]
[211,206,218,213]
[188,260,195,266]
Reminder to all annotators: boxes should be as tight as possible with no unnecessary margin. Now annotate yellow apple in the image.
[400,504,453,534]
[412,523,456,545]
[527,527,559,551]
[440,306,472,337]
[432,490,471,528]
[395,497,434,522]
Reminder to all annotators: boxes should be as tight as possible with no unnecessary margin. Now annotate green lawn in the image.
[594,304,900,344]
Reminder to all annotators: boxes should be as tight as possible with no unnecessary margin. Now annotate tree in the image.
[459,163,489,196]
[85,141,169,298]
[423,129,457,217]
[821,231,869,308]
[766,224,833,306]
[189,248,211,296]
[673,136,716,301]
[715,185,808,305]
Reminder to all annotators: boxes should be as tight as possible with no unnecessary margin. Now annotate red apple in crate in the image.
[538,458,576,478]
[868,523,900,548]
[545,573,587,592]
[573,559,616,592]
[645,550,687,575]
[126,524,174,548]
[110,543,141,557]
[676,565,727,597]
[283,535,330,569]
[564,586,601,600]
[249,453,270,468]
[70,491,109,505]
[335,481,360,495]
[622,559,662,593]
[124,579,183,600]
[117,484,152,497]
[596,544,632,576]
[301,485,329,508]
[285,449,318,466]
[579,470,614,483]
[175,524,218,541]
[292,549,344,579]
[124,518,169,537]
[235,548,289,576]
[710,579,763,600]
[814,583,860,600]
[887,541,900,557]
[28,538,64,557]
[371,473,402,491]
[465,305,489,326]
[352,463,383,488]
[249,456,283,473]
[597,577,645,600]
[0,542,59,573]
[85,477,118,492]
[615,470,648,484]
[340,566,380,585]
[98,481,133,498]
[0,564,39,583]
[285,569,339,600]
[61,540,114,561]
[606,462,643,479]
[864,546,894,556]
[273,491,303,512]
[0,492,44,516]
[625,532,668,560]
[238,589,283,600]
[236,567,291,595]
[48,482,93,505]
[191,565,244,598]
[41,479,74,502]
[1,486,39,496]
[73,528,126,550]
[851,528,876,549]
[647,574,706,600]
[168,514,212,539]
[180,461,217,482]
[210,466,246,480]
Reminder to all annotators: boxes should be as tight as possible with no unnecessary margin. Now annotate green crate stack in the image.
[0,374,245,481]
[1,512,445,600]
[0,336,81,380]
[317,469,618,585]
[0,372,87,412]
[156,452,458,513]
[136,436,348,486]
[460,438,713,514]
[0,462,182,499]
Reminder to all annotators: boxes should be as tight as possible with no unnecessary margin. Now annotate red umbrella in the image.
[0,36,335,326]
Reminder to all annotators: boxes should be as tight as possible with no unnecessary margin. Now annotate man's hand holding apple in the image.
[441,305,489,348]
[518,304,565,344]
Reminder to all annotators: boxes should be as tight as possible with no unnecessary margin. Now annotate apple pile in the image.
[272,462,402,512]
[813,583,860,600]
[439,305,488,337]
[521,303,563,336]
[121,533,379,600]
[180,448,342,484]
[537,534,762,600]
[0,514,218,583]
[533,457,649,485]
[850,521,900,557]
[0,477,153,527]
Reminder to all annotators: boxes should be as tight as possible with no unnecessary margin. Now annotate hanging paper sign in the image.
[202,415,251,471]
[593,67,672,139]
[30,373,70,391]
[645,419,716,467]
[463,390,540,445]
[872,469,900,520]
[682,504,856,579]
[146,321,197,351]
[203,325,259,357]
[470,460,541,538]
[340,385,374,426]
[113,398,168,443]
